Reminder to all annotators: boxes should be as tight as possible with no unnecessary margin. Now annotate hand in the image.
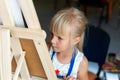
[63,76,77,80]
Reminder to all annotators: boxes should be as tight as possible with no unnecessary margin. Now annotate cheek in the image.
[61,40,71,48]
[55,41,66,48]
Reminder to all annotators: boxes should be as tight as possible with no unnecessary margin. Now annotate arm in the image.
[77,56,89,80]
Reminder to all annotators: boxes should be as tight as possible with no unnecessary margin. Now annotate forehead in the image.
[51,22,71,36]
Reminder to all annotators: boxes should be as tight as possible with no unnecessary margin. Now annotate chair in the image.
[82,24,110,77]
[77,0,109,27]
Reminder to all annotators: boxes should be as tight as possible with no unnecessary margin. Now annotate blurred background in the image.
[33,0,120,54]
[32,0,120,79]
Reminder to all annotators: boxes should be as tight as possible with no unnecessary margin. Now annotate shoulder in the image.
[76,49,88,66]
[76,50,88,74]
[78,55,88,71]
[81,56,88,67]
[76,50,87,65]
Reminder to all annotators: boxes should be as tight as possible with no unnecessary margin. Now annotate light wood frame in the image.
[0,0,57,80]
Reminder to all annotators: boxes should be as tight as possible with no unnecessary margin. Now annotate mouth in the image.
[52,46,58,50]
[52,46,57,49]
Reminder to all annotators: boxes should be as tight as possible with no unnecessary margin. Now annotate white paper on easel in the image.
[106,72,119,80]
[8,0,25,27]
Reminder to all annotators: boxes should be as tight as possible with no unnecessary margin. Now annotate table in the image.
[102,68,120,80]
[102,60,120,80]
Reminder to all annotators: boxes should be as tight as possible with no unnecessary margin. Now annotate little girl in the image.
[49,7,89,80]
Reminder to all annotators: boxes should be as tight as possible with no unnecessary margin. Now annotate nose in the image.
[51,35,57,44]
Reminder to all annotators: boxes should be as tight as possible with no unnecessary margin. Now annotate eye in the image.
[58,36,63,40]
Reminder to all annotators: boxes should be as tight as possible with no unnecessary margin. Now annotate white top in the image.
[49,48,84,78]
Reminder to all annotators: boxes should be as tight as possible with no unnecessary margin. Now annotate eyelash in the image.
[50,32,63,40]
[58,36,63,40]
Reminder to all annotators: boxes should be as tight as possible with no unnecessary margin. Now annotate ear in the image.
[74,36,81,45]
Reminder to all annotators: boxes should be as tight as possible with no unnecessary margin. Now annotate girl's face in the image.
[50,29,73,53]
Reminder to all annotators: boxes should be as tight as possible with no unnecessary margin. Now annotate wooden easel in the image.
[0,0,57,80]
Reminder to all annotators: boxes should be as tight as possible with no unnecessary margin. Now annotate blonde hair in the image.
[50,7,88,51]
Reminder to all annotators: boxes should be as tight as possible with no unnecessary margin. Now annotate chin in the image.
[52,46,61,52]
[53,48,59,52]
[53,49,58,52]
